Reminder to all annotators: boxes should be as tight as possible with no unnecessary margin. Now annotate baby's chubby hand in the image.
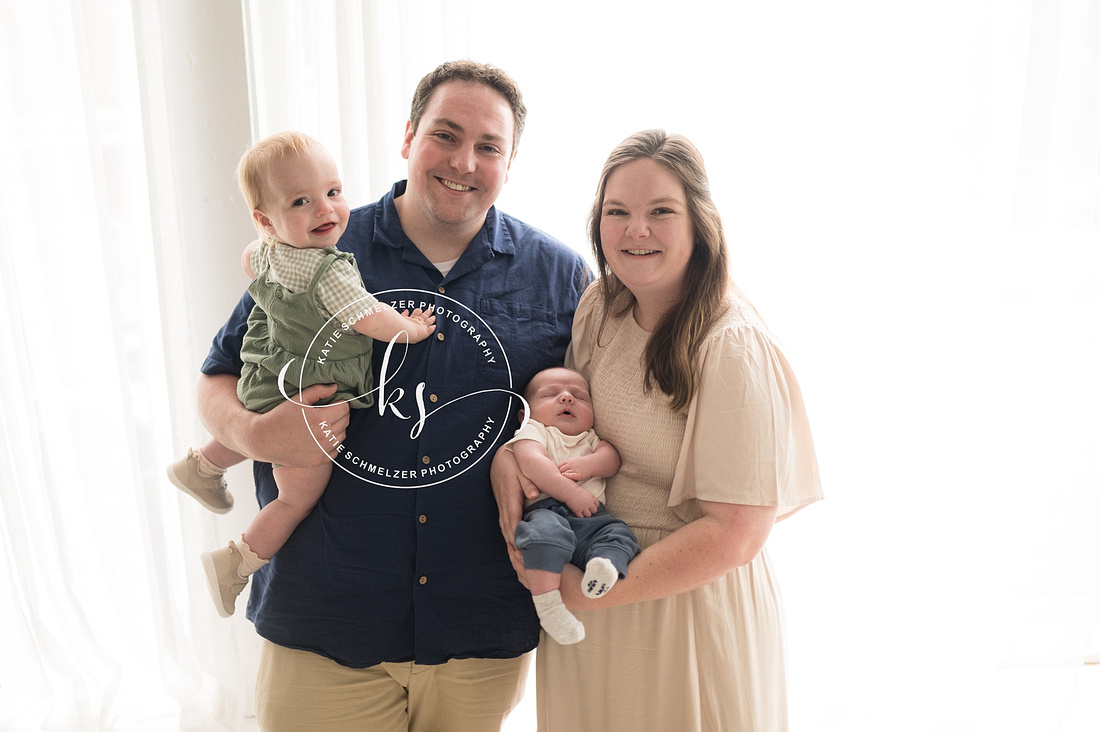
[558,459,592,482]
[565,488,599,519]
[401,307,436,343]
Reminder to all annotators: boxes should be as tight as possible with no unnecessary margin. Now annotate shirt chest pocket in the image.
[476,297,558,388]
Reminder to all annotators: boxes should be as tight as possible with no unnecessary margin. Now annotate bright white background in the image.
[1,1,1097,730]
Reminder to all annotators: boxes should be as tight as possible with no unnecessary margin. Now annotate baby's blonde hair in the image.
[236,131,318,213]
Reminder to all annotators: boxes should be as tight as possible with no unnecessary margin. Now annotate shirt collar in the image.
[376,181,516,257]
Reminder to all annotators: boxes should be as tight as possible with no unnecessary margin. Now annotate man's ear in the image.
[400,120,414,160]
[504,145,516,184]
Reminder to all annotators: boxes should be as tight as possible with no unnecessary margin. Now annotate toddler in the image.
[167,132,435,617]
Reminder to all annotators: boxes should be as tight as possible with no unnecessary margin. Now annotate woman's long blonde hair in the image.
[588,130,730,412]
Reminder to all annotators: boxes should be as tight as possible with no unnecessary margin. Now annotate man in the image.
[198,60,589,731]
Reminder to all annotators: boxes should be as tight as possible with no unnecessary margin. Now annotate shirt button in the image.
[437,286,445,294]
[429,393,439,403]
[421,456,431,465]
[418,514,427,524]
[419,575,428,585]
[436,332,445,341]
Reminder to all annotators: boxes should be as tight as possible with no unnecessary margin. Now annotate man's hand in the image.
[198,375,349,467]
[258,382,351,466]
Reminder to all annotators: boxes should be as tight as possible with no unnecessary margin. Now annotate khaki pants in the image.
[255,639,532,732]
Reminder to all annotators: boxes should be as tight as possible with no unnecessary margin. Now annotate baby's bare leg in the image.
[527,568,563,596]
[200,438,245,470]
[243,463,332,559]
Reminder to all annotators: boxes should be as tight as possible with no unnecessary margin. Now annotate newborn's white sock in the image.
[532,590,585,645]
[582,557,619,599]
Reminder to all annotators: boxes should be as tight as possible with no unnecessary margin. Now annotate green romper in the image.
[236,247,375,414]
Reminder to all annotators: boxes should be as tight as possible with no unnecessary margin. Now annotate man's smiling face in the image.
[399,80,515,242]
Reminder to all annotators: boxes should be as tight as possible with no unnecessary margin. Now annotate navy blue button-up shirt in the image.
[202,181,590,667]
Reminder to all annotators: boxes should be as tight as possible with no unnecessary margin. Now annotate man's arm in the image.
[196,373,349,467]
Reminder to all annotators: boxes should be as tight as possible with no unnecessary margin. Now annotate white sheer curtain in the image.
[240,0,484,206]
[1,1,1097,731]
[0,1,186,729]
[1,1,259,730]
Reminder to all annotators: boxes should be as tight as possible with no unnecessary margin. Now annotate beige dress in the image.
[539,286,823,732]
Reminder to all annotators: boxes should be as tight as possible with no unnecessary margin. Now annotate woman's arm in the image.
[491,447,542,544]
[555,500,778,610]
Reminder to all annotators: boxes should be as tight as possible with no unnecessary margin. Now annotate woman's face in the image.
[599,158,694,305]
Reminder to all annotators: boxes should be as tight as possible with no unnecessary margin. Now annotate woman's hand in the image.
[490,448,540,545]
[491,448,541,588]
[505,541,530,591]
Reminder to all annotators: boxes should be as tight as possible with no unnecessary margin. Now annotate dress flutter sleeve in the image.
[564,284,602,377]
[669,317,823,523]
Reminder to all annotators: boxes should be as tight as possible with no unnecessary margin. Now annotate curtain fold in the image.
[0,0,183,728]
[1,0,258,729]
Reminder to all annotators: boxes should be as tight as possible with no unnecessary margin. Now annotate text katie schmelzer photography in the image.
[279,289,527,489]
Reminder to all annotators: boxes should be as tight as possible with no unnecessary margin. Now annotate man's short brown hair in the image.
[408,60,526,156]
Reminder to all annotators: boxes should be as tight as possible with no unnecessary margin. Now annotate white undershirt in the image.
[433,257,459,277]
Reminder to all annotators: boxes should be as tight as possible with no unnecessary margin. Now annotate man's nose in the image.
[450,145,476,174]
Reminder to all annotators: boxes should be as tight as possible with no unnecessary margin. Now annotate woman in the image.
[493,130,822,731]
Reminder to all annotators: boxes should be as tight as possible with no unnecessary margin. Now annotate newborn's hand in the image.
[558,459,591,482]
[565,489,599,519]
